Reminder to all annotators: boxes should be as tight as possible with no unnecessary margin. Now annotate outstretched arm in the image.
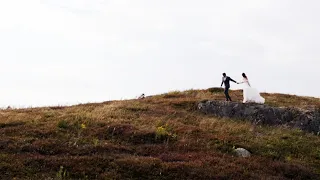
[239,78,250,86]
[230,78,237,84]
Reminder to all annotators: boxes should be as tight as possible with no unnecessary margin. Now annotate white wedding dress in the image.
[240,78,265,104]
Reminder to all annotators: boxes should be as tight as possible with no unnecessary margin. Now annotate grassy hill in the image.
[0,88,319,179]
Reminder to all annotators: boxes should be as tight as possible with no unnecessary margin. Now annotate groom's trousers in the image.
[224,87,232,101]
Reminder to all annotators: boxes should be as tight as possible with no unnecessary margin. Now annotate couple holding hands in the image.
[221,73,265,104]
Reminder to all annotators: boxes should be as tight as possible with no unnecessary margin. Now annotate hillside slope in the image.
[0,88,320,179]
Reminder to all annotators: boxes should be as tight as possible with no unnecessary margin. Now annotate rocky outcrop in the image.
[198,100,320,134]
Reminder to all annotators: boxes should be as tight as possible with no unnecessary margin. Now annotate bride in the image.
[238,73,265,104]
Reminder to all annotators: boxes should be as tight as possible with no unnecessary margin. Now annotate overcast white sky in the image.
[0,0,319,107]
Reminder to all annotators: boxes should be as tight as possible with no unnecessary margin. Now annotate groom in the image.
[221,73,238,101]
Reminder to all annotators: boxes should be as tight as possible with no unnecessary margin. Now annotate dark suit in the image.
[221,76,237,101]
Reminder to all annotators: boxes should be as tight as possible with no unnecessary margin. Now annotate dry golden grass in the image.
[0,88,319,179]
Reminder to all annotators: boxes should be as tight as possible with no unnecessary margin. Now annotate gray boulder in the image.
[198,100,320,134]
[235,148,251,157]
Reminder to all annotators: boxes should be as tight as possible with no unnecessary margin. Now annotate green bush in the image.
[57,120,69,129]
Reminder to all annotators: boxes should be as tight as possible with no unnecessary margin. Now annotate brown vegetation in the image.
[0,88,319,179]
